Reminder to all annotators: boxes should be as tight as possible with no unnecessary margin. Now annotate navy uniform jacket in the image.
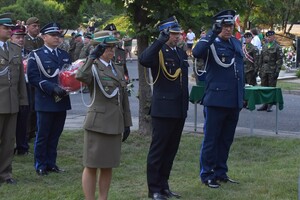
[27,46,71,112]
[139,39,189,118]
[193,31,245,109]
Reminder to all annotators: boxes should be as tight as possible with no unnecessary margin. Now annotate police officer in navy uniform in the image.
[193,10,245,188]
[139,16,189,200]
[27,22,71,176]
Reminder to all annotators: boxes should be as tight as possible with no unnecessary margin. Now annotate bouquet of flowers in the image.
[58,59,85,92]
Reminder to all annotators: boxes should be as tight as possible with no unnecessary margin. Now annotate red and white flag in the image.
[235,14,241,40]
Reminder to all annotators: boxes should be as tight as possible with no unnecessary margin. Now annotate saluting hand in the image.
[157,28,170,43]
[89,44,106,59]
[212,19,224,35]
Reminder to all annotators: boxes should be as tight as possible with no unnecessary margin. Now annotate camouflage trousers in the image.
[245,70,257,86]
[259,72,279,87]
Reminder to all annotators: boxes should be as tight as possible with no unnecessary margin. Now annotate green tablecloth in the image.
[244,86,284,111]
[189,85,284,111]
[189,85,205,104]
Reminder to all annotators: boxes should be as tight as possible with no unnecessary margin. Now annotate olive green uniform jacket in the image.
[75,58,132,134]
[0,42,28,181]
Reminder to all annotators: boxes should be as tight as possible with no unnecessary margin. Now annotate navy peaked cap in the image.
[266,30,275,36]
[40,22,61,34]
[213,9,236,25]
[244,32,253,38]
[157,16,181,33]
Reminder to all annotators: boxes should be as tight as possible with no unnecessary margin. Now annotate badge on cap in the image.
[0,58,5,64]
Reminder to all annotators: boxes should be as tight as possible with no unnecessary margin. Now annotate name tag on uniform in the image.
[101,77,112,81]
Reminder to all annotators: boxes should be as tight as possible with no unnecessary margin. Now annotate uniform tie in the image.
[108,64,117,76]
[3,42,9,56]
[52,49,57,57]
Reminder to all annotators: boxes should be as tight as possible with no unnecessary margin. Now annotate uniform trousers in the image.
[0,113,17,181]
[34,111,66,170]
[15,106,29,154]
[260,72,278,87]
[200,106,240,182]
[245,70,257,86]
[147,117,185,194]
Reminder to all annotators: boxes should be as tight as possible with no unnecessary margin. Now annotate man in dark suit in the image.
[27,22,71,176]
[0,13,28,185]
[139,16,189,200]
[10,25,31,155]
[24,17,44,141]
[193,10,245,188]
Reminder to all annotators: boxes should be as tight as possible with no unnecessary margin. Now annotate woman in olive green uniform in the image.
[75,32,132,200]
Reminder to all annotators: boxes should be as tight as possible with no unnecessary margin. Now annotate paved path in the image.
[64,67,300,138]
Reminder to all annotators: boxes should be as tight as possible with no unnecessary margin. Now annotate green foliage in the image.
[296,70,300,78]
[0,4,28,23]
[79,0,124,30]
[1,131,300,199]
[0,0,80,29]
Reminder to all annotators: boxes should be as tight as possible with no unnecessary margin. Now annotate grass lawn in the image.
[277,80,300,91]
[1,131,300,200]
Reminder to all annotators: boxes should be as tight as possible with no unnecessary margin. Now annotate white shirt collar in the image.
[44,45,57,53]
[99,59,112,67]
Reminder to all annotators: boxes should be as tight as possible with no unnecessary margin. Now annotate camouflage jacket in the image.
[79,43,94,59]
[259,41,283,74]
[242,43,259,73]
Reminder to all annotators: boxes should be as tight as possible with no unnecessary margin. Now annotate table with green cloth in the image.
[189,85,284,134]
[244,86,284,134]
[189,85,205,131]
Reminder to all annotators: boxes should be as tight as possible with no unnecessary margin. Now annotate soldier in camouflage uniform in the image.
[242,32,259,86]
[257,30,283,112]
[69,33,83,61]
[79,33,94,59]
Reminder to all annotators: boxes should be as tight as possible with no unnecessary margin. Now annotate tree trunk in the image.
[128,1,153,135]
[136,35,152,135]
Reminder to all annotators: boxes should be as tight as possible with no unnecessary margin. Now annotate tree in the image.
[0,0,76,29]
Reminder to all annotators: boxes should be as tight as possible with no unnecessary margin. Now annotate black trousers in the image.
[147,117,185,194]
[15,106,29,153]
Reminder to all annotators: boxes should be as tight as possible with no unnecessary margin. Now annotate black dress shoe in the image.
[152,192,167,200]
[5,178,17,185]
[162,189,181,198]
[203,179,220,188]
[257,104,267,111]
[36,169,48,176]
[266,105,273,112]
[47,166,65,173]
[217,177,239,184]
